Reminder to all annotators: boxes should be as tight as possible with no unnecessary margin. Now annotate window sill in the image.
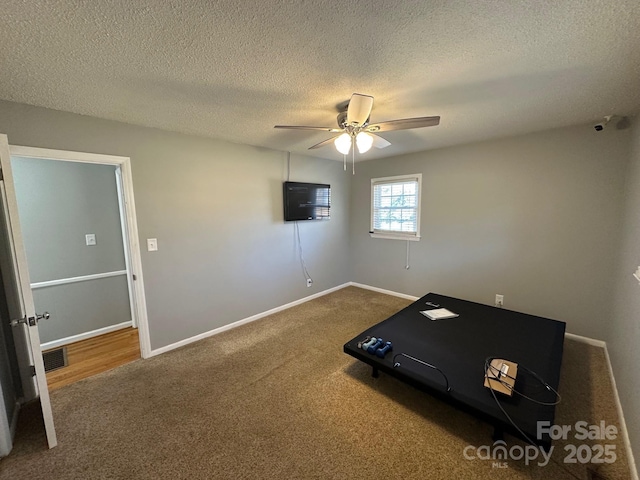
[369,233,421,241]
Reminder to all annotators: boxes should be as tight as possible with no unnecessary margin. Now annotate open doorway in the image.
[8,146,150,389]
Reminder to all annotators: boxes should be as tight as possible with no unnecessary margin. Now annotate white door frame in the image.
[8,145,151,358]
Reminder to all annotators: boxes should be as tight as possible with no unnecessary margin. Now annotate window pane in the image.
[372,177,420,236]
[391,184,404,195]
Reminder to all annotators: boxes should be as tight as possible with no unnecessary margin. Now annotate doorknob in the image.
[10,312,51,327]
[9,316,26,327]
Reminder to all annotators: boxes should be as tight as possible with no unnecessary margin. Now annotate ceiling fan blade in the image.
[347,93,374,125]
[371,134,391,149]
[367,116,440,132]
[274,125,342,132]
[308,136,339,150]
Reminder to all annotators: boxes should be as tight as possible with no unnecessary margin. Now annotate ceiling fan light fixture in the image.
[274,93,441,166]
[334,133,352,154]
[356,132,373,154]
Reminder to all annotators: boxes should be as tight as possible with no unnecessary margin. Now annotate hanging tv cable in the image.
[295,221,312,286]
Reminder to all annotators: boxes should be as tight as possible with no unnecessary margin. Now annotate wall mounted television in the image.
[283,181,331,221]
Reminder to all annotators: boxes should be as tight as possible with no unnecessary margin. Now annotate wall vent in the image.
[42,347,68,372]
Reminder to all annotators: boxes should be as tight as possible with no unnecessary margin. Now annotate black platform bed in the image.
[343,293,566,450]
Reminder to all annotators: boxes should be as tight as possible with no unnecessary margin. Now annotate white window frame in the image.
[370,173,422,241]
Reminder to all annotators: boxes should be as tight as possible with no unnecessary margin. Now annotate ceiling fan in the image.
[274,93,440,172]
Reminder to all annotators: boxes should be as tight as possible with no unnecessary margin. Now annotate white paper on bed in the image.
[420,308,459,320]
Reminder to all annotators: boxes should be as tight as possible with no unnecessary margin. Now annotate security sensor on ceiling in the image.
[594,115,613,132]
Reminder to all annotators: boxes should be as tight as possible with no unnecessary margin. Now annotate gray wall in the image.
[0,100,352,350]
[31,277,131,345]
[350,125,630,340]
[609,118,640,474]
[11,158,130,344]
[11,158,125,280]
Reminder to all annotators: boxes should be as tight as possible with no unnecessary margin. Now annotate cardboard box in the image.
[484,359,518,396]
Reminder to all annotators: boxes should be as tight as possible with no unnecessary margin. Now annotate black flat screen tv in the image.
[283,181,331,221]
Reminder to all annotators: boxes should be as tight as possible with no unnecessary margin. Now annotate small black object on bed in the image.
[343,292,566,450]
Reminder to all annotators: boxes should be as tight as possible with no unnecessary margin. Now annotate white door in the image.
[0,134,56,450]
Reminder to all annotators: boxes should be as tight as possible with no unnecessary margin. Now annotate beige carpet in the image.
[0,287,633,479]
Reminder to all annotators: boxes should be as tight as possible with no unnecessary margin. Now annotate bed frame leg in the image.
[372,367,379,378]
[492,426,504,443]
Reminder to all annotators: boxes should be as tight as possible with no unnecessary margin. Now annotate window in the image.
[370,174,422,241]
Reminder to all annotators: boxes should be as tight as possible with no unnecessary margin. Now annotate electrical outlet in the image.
[495,294,504,308]
[85,234,96,246]
[306,278,313,288]
[147,238,158,252]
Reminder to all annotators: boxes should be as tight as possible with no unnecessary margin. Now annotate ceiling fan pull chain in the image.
[406,240,410,269]
[352,144,355,175]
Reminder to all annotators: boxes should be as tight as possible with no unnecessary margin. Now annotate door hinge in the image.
[132,274,137,281]
[0,168,3,181]
[30,365,36,377]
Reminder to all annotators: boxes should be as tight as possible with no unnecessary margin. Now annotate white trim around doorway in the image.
[8,145,152,358]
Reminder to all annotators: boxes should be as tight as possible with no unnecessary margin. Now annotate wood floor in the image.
[44,327,140,391]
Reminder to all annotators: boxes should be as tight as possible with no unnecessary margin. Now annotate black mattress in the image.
[343,293,566,448]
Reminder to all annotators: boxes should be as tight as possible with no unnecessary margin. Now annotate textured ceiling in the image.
[1,1,639,161]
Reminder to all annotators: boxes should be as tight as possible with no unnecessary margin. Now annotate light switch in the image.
[85,234,96,246]
[147,238,158,252]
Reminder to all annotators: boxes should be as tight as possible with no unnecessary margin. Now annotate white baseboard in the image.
[40,321,133,351]
[564,331,606,348]
[148,283,351,357]
[603,344,639,480]
[565,331,638,479]
[542,331,637,477]
[349,282,419,301]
